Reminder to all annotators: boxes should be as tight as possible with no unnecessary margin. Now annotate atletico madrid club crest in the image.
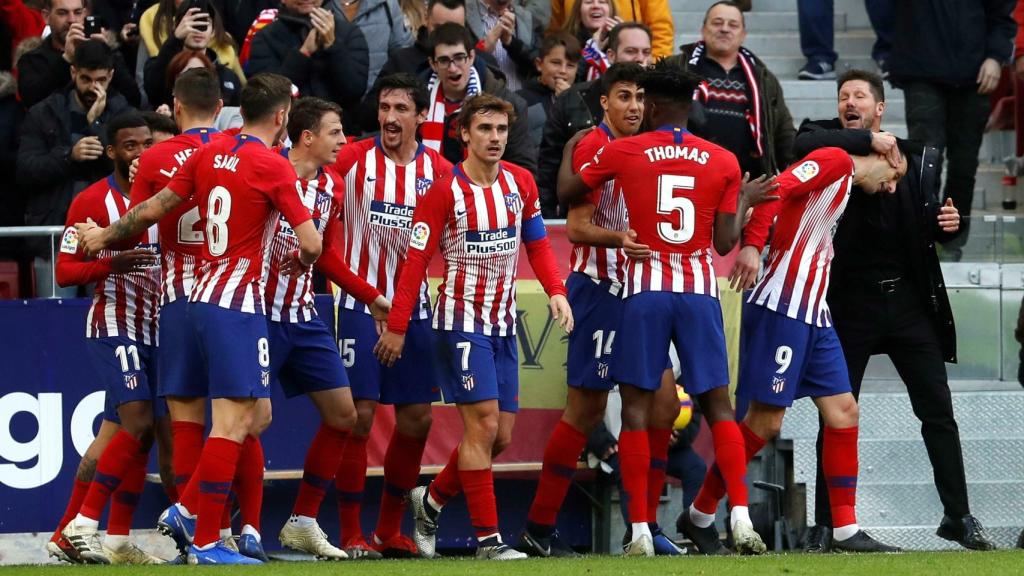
[462,373,476,391]
[772,375,786,394]
[504,191,523,214]
[416,177,433,197]
[123,373,138,390]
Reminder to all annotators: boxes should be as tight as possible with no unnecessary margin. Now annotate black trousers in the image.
[813,278,970,526]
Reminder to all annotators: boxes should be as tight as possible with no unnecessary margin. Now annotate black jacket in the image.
[794,119,958,362]
[16,38,142,110]
[890,0,1016,87]
[537,78,602,218]
[247,10,368,113]
[143,36,242,107]
[516,77,555,163]
[16,89,133,257]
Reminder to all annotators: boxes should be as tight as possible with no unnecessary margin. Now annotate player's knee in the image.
[823,396,859,429]
[492,430,512,456]
[247,402,273,436]
[466,412,499,444]
[325,406,358,432]
[397,409,433,438]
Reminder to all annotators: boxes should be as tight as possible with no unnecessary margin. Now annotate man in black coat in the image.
[247,0,368,116]
[794,69,994,553]
[889,0,1015,253]
[16,40,134,297]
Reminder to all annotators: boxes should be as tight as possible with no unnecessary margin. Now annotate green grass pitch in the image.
[2,551,1024,576]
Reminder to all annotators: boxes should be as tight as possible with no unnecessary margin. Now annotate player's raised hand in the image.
[280,249,312,278]
[937,198,960,233]
[741,173,780,207]
[870,131,901,168]
[563,126,594,158]
[549,294,573,333]
[75,218,106,256]
[729,245,762,291]
[109,248,159,273]
[370,295,391,336]
[620,229,651,260]
[373,331,406,367]
[129,157,140,182]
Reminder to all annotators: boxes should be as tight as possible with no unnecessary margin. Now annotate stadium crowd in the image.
[0,0,1022,566]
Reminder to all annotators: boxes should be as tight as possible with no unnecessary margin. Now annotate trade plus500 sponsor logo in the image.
[465,227,517,255]
[369,201,415,229]
[0,392,105,489]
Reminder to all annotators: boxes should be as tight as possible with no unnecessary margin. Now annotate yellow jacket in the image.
[138,4,246,83]
[547,0,674,60]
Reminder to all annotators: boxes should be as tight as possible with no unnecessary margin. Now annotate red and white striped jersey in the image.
[569,123,629,292]
[58,176,161,344]
[579,125,741,299]
[333,137,451,318]
[131,128,232,304]
[745,147,854,327]
[166,134,312,314]
[264,163,341,322]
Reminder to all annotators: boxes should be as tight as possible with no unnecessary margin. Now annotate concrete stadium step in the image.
[777,80,905,101]
[672,11,846,33]
[723,31,875,58]
[744,55,878,79]
[787,98,906,124]
[853,525,1022,551]
[792,437,1024,484]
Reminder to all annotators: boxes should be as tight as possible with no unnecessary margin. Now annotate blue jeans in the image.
[798,0,893,65]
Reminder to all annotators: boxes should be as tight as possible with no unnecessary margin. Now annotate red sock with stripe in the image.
[428,446,462,507]
[53,479,90,541]
[107,451,148,536]
[693,422,766,514]
[294,424,350,518]
[170,421,204,502]
[646,427,672,524]
[527,421,587,530]
[194,437,242,547]
[335,434,369,543]
[459,468,498,542]
[691,421,750,516]
[617,429,650,524]
[79,430,142,521]
[823,426,859,529]
[234,435,264,533]
[375,430,427,540]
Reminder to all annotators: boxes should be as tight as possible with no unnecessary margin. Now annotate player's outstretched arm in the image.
[292,220,323,267]
[556,128,595,205]
[76,188,182,256]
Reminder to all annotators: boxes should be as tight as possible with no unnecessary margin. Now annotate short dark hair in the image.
[601,62,644,96]
[457,93,516,133]
[429,22,474,56]
[837,69,885,103]
[287,97,343,143]
[538,32,581,63]
[240,73,293,123]
[140,110,180,137]
[173,67,222,116]
[607,22,651,54]
[703,1,746,27]
[638,57,703,108]
[72,39,113,70]
[106,111,149,145]
[376,73,429,113]
[427,0,464,12]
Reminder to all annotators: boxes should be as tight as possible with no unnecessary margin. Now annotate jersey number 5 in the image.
[657,175,696,244]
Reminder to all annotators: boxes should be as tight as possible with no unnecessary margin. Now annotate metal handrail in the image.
[0,226,65,297]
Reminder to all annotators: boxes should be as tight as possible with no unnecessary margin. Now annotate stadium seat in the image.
[0,260,20,299]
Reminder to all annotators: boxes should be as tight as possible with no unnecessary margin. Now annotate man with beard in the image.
[54,112,162,565]
[791,69,994,554]
[17,39,134,298]
[331,73,452,559]
[17,0,140,109]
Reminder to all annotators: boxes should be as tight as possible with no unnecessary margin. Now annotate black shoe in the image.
[936,514,996,551]
[831,530,902,553]
[1016,528,1023,549]
[517,529,580,558]
[678,510,732,555]
[803,525,832,553]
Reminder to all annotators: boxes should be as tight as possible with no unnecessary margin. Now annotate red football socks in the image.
[375,430,427,539]
[294,423,350,518]
[646,427,672,523]
[823,425,859,529]
[107,451,148,536]
[53,479,90,541]
[527,420,588,528]
[234,436,264,532]
[170,421,204,499]
[335,434,369,543]
[193,437,242,547]
[428,446,462,507]
[459,467,498,541]
[79,430,143,521]
[617,429,650,524]
[693,421,766,514]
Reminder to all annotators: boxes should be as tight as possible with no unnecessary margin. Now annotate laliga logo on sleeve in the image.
[410,222,430,251]
[504,191,523,214]
[60,227,79,254]
[415,177,433,197]
[792,160,819,183]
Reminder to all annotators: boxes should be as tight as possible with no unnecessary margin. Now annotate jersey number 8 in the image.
[657,175,696,244]
[206,186,232,256]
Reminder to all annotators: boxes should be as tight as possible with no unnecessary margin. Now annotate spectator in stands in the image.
[140,108,180,142]
[377,0,492,84]
[559,0,619,82]
[137,0,244,98]
[90,0,146,73]
[889,0,1016,253]
[548,0,671,60]
[143,3,241,107]
[517,32,579,154]
[536,21,649,217]
[669,1,794,179]
[796,0,893,81]
[219,0,281,45]
[327,0,412,91]
[18,0,141,109]
[465,0,544,92]
[16,40,133,297]
[422,22,534,170]
[790,68,994,554]
[247,0,369,116]
[0,0,45,70]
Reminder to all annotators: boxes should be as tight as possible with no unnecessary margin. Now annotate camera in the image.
[83,15,106,37]
[184,0,211,32]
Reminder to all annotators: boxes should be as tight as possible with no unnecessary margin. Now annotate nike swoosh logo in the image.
[367,177,376,182]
